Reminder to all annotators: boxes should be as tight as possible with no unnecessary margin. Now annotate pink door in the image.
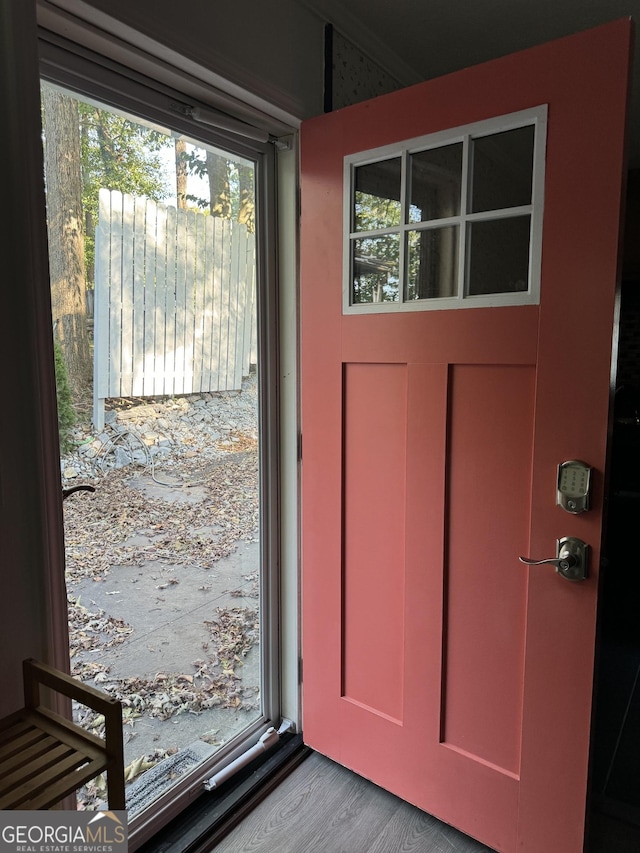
[301,20,632,853]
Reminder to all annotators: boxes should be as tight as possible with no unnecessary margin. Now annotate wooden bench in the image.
[0,658,125,810]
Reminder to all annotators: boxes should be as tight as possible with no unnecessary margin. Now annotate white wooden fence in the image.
[93,189,257,429]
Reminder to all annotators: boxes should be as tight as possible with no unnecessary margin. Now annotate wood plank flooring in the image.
[213,750,495,853]
[209,749,640,852]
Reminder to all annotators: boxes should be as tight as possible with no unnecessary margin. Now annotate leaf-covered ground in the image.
[64,448,259,581]
[63,438,261,807]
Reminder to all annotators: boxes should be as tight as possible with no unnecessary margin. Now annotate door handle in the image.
[519,536,589,581]
[62,484,96,501]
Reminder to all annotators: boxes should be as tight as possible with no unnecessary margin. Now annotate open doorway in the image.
[40,78,277,822]
[589,171,640,851]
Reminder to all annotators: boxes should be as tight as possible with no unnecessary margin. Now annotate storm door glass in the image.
[41,79,270,822]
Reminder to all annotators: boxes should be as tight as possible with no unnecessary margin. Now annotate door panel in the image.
[444,364,533,776]
[343,362,407,722]
[301,20,632,853]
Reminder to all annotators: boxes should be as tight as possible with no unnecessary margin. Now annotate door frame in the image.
[5,0,301,845]
[38,45,295,851]
[0,0,69,701]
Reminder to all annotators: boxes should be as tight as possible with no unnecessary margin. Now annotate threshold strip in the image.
[136,729,308,853]
[203,719,295,791]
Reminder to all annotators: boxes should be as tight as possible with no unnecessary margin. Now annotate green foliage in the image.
[54,338,76,453]
[43,88,256,291]
[352,188,433,304]
[354,190,401,231]
[78,104,172,281]
[177,147,252,221]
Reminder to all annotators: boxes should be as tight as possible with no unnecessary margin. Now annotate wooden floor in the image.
[211,750,640,853]
[213,750,495,852]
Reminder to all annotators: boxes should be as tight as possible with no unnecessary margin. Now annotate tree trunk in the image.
[237,165,255,232]
[207,151,231,218]
[80,116,95,289]
[42,87,92,402]
[175,138,188,209]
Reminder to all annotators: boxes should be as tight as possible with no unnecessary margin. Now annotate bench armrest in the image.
[23,658,120,718]
[23,658,124,765]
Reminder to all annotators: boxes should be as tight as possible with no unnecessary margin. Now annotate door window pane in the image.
[406,226,459,300]
[467,216,531,295]
[354,158,402,231]
[471,126,535,213]
[409,143,462,223]
[353,235,400,303]
[345,107,545,311]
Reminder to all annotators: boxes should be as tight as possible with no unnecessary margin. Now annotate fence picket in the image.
[244,232,257,375]
[154,202,168,397]
[142,197,156,397]
[230,225,245,390]
[165,204,178,398]
[131,196,146,396]
[119,193,135,398]
[93,193,256,428]
[174,205,188,396]
[185,209,197,394]
[210,216,223,391]
[201,213,215,392]
[192,210,206,393]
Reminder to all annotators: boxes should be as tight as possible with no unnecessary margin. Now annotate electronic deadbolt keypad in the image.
[557,460,591,514]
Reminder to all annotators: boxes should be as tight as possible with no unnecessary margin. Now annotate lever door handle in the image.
[518,553,578,571]
[519,536,588,581]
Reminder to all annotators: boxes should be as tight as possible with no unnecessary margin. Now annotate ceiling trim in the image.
[298,0,423,87]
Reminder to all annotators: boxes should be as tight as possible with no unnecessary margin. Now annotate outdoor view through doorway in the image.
[41,80,263,817]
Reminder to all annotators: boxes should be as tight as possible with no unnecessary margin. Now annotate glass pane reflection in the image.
[352,235,400,303]
[471,126,534,213]
[406,227,459,300]
[354,159,402,231]
[409,144,462,223]
[467,216,531,295]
